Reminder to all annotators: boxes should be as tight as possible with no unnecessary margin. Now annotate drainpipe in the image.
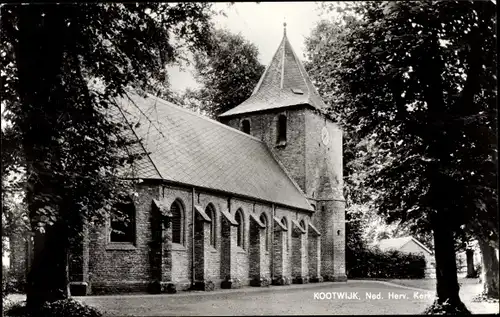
[191,187,196,287]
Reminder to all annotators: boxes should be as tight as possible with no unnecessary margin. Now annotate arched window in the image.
[235,209,244,249]
[206,204,216,247]
[281,216,289,251]
[241,119,251,135]
[277,114,287,144]
[281,217,288,230]
[110,197,136,243]
[260,213,269,251]
[300,219,306,232]
[171,200,184,245]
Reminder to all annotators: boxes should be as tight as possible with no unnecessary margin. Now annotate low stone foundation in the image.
[69,282,89,296]
[148,281,177,294]
[271,276,291,286]
[309,276,324,283]
[90,281,150,295]
[323,274,347,282]
[191,280,215,291]
[292,276,309,284]
[221,278,241,289]
[250,277,270,287]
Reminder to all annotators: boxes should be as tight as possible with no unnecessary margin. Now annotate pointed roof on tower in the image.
[219,24,326,118]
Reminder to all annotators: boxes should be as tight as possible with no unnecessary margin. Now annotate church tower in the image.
[219,24,346,282]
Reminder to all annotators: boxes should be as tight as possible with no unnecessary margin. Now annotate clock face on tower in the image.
[321,126,330,146]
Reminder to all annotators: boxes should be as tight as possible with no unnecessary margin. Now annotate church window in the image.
[235,209,244,249]
[260,213,269,251]
[281,216,289,251]
[110,197,136,243]
[206,204,216,247]
[277,114,287,145]
[171,200,184,245]
[300,219,306,231]
[241,119,251,135]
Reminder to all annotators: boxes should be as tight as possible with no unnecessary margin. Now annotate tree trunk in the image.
[14,5,69,311]
[465,248,476,278]
[26,222,69,311]
[426,211,470,314]
[478,239,499,299]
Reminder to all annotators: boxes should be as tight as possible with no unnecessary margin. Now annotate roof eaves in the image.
[219,102,316,118]
[146,178,314,213]
[410,237,434,255]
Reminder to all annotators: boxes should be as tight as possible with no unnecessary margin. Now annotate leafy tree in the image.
[1,3,217,311]
[187,28,265,118]
[306,0,497,312]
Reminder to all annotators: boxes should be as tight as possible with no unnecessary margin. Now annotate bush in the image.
[3,300,28,317]
[39,299,103,317]
[4,299,103,317]
[348,248,426,279]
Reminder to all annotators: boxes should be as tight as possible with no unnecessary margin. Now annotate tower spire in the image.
[283,20,287,36]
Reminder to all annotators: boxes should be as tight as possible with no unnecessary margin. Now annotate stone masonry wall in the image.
[83,181,319,294]
[223,108,307,191]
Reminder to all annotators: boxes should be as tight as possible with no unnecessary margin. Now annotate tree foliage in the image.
[1,3,217,309]
[186,28,265,117]
[306,0,497,310]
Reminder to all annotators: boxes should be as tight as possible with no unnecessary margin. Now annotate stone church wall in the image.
[76,182,318,294]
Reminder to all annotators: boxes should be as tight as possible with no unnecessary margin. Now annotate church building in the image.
[10,27,347,295]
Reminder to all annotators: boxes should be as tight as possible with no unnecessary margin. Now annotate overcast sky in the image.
[168,2,331,92]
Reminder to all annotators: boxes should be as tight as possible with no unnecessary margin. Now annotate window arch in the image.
[281,216,288,230]
[277,114,287,144]
[206,204,216,247]
[300,219,306,232]
[281,216,289,251]
[171,200,184,245]
[110,197,136,243]
[241,119,251,135]
[235,209,244,249]
[260,213,269,251]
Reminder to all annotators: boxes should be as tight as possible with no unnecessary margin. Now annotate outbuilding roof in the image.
[375,236,433,255]
[115,91,313,212]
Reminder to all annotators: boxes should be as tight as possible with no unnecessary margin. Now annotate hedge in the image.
[4,299,103,317]
[348,248,426,279]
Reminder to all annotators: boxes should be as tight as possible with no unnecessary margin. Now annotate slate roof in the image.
[375,236,433,255]
[115,91,313,212]
[219,29,326,118]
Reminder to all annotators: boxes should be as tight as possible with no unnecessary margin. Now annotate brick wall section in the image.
[88,184,161,294]
[8,231,32,290]
[308,230,321,281]
[224,107,346,284]
[331,200,346,281]
[82,181,318,294]
[248,216,269,286]
[304,109,343,200]
[272,227,286,283]
[220,217,239,288]
[68,223,90,295]
[162,186,192,287]
[291,231,303,281]
[223,108,307,191]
